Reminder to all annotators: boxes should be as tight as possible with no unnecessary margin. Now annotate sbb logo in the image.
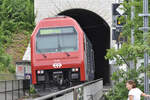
[52,63,62,68]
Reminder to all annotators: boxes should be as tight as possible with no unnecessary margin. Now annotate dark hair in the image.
[126,80,136,88]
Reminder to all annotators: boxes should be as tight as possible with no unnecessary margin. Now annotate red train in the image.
[31,16,95,89]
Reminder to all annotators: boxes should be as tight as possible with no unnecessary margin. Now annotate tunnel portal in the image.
[58,9,110,84]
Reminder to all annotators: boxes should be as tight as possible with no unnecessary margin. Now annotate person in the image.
[126,80,150,100]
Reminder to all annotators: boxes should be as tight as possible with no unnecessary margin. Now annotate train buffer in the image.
[31,79,104,100]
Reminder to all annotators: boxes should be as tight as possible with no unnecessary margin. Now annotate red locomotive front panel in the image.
[31,16,86,87]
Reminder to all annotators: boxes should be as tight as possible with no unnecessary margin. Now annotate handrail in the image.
[34,78,102,100]
[0,79,30,100]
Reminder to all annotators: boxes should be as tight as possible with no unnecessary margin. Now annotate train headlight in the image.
[72,68,79,72]
[71,68,80,80]
[37,70,44,74]
[72,68,75,72]
[41,70,44,74]
[37,70,40,74]
[75,68,79,72]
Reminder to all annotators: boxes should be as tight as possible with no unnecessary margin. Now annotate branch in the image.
[119,55,130,68]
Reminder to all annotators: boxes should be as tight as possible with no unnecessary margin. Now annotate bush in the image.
[0,0,35,73]
[30,85,36,94]
[0,54,15,73]
[105,67,145,100]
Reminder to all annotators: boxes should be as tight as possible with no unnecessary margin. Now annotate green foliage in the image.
[106,0,146,68]
[105,43,146,67]
[105,0,150,99]
[105,67,146,100]
[0,0,35,73]
[30,85,36,94]
[106,0,150,68]
[0,54,15,73]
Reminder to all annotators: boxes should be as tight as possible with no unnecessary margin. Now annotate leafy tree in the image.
[105,0,150,99]
[0,0,35,73]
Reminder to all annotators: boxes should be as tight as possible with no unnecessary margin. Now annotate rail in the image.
[34,78,103,100]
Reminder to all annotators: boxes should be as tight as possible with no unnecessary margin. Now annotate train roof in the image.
[42,16,72,21]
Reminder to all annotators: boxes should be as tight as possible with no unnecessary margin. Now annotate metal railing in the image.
[34,78,103,100]
[0,79,30,100]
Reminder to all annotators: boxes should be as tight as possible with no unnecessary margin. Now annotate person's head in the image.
[126,80,136,90]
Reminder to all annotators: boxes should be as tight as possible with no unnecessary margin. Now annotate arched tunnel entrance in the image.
[58,9,110,85]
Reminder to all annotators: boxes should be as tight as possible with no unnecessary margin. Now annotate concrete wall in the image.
[34,0,115,26]
[34,0,115,48]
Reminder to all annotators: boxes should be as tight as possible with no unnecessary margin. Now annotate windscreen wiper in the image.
[65,52,70,57]
[38,49,47,58]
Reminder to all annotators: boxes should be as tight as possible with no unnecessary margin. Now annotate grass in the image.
[0,73,16,80]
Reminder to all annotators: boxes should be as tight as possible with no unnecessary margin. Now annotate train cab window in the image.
[36,27,78,53]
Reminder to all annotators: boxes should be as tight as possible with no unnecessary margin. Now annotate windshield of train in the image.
[36,27,78,53]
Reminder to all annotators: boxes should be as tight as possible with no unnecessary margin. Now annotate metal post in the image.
[18,80,20,98]
[12,80,13,100]
[139,0,150,99]
[5,81,7,100]
[143,0,149,99]
[130,0,134,69]
[144,53,149,100]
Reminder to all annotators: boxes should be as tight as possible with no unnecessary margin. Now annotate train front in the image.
[31,16,85,89]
